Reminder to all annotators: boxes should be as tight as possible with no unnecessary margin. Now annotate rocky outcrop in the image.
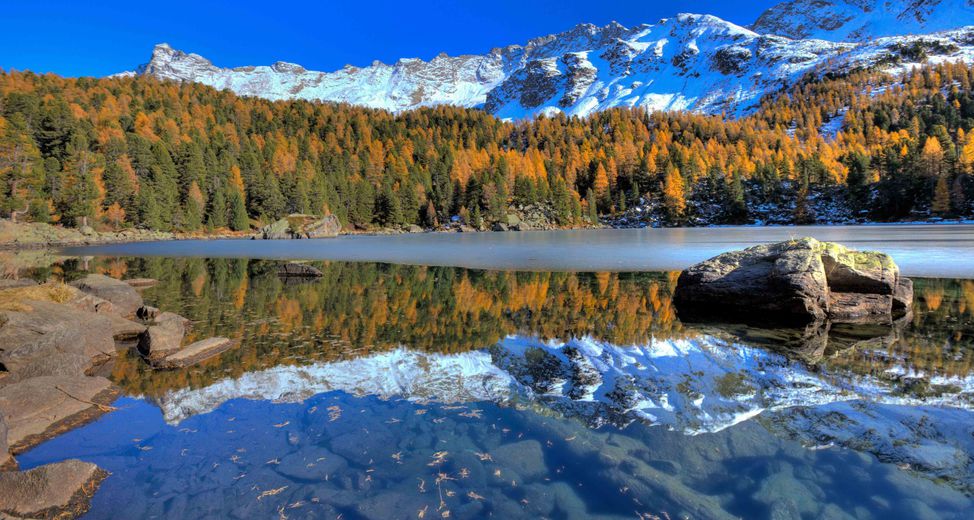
[0,459,107,519]
[69,274,143,317]
[0,414,9,470]
[0,300,116,378]
[674,238,912,324]
[258,214,340,239]
[0,375,117,453]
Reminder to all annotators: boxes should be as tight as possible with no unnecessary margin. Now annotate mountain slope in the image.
[753,0,974,41]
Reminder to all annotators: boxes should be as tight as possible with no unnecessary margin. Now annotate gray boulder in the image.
[69,274,143,317]
[0,459,107,519]
[137,312,188,361]
[674,238,911,324]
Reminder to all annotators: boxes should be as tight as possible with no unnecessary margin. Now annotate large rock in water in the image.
[674,238,913,324]
[69,274,143,317]
[259,214,340,239]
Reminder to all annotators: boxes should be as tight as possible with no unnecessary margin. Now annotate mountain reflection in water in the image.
[15,257,974,519]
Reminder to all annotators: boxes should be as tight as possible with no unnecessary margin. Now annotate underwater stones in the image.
[152,337,235,369]
[0,459,107,519]
[675,238,911,324]
[490,440,546,481]
[277,262,323,277]
[275,446,347,481]
[69,274,144,317]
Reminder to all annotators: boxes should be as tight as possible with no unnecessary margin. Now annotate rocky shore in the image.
[0,274,233,518]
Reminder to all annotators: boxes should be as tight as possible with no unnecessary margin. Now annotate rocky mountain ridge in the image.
[119,1,974,118]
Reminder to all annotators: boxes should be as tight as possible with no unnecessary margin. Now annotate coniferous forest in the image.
[2,61,974,232]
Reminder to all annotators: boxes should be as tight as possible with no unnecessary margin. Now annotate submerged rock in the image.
[69,274,143,317]
[152,337,235,369]
[674,238,911,324]
[0,459,107,519]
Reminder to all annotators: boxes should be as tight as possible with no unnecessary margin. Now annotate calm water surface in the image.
[14,243,974,519]
[64,224,974,277]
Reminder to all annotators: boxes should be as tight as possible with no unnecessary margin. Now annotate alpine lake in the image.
[9,225,974,519]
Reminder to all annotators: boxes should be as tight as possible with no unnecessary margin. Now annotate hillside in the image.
[2,60,974,235]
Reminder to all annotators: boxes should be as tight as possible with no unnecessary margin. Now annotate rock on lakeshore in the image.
[258,214,341,239]
[0,459,107,519]
[674,238,913,324]
[69,274,144,317]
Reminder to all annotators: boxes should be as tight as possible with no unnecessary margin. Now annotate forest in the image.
[2,60,974,232]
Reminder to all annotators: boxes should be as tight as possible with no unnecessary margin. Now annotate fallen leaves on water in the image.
[427,451,449,467]
[474,452,493,462]
[327,405,342,422]
[458,409,483,419]
[257,486,288,501]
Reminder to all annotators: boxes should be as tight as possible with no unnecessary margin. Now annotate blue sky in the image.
[1,1,778,77]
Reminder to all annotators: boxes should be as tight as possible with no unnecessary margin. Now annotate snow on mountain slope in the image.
[753,0,974,42]
[122,3,974,118]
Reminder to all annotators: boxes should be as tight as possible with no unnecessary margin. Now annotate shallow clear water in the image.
[14,255,974,519]
[64,224,974,277]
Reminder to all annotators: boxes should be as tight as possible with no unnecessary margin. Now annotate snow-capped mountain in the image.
[121,1,974,118]
[753,0,974,41]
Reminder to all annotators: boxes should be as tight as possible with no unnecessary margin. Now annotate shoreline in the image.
[3,217,974,252]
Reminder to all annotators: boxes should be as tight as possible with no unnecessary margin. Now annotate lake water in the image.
[14,228,974,519]
[65,223,974,277]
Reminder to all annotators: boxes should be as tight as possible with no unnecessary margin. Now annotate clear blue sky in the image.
[1,1,778,77]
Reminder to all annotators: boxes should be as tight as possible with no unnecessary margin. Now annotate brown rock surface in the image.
[0,300,116,376]
[0,375,116,453]
[69,274,143,317]
[0,459,107,519]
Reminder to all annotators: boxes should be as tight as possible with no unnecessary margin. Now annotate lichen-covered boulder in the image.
[674,238,911,324]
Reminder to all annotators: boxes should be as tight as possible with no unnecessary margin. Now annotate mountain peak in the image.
[752,0,974,41]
